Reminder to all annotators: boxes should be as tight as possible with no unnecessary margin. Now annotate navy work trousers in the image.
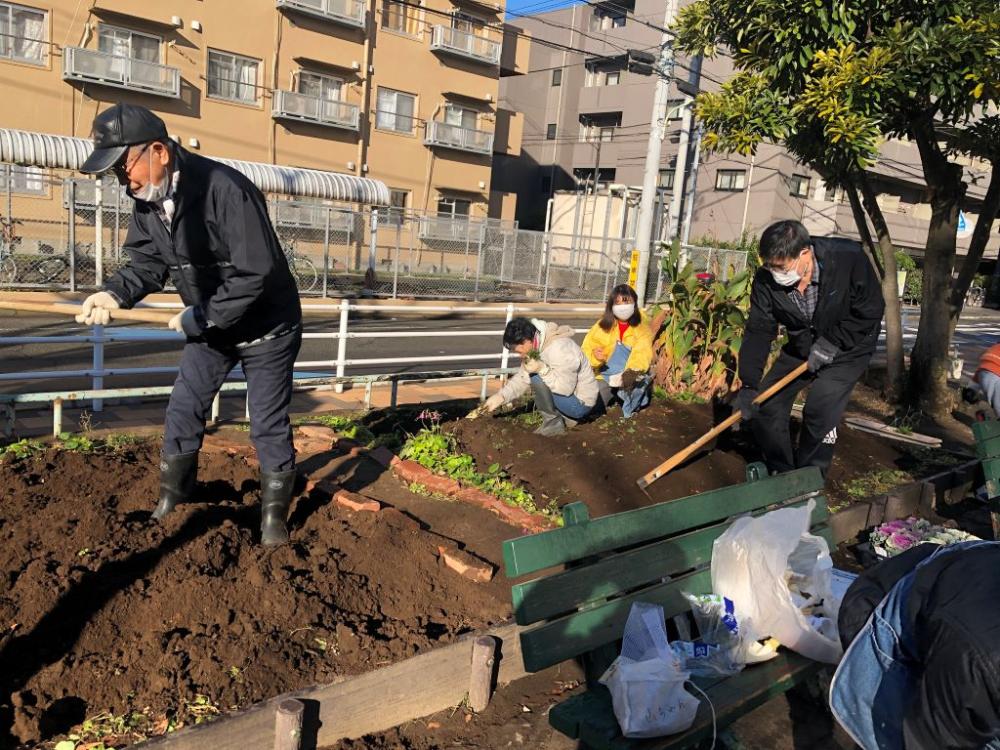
[162,329,302,472]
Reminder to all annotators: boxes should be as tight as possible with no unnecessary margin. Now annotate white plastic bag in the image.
[599,602,700,738]
[710,500,843,664]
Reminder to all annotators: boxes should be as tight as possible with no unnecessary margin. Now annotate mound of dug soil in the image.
[450,401,749,516]
[0,444,508,748]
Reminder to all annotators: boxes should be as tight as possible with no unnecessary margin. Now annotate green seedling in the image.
[59,432,95,452]
[0,438,43,460]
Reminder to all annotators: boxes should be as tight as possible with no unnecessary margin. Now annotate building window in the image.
[298,70,344,102]
[443,103,478,130]
[387,188,408,224]
[551,68,561,86]
[437,196,472,216]
[546,123,556,140]
[658,169,675,190]
[98,24,160,64]
[0,164,46,195]
[590,8,625,30]
[376,87,416,133]
[789,173,811,198]
[540,174,552,194]
[585,60,623,87]
[715,169,746,192]
[573,167,616,184]
[207,49,260,104]
[579,112,621,142]
[451,11,484,34]
[824,183,839,202]
[0,2,46,65]
[382,0,421,35]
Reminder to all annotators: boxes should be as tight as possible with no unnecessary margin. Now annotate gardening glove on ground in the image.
[621,369,640,391]
[168,306,207,337]
[483,392,505,413]
[75,291,119,325]
[807,337,839,372]
[733,388,759,421]
[523,357,550,376]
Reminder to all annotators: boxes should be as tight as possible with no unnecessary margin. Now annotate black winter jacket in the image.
[104,147,301,346]
[839,543,1000,750]
[737,237,884,390]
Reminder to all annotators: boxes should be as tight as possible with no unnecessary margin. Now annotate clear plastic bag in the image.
[673,593,777,677]
[599,602,700,738]
[710,500,843,664]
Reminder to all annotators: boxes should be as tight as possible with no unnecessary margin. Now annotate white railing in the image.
[424,121,494,155]
[272,90,361,130]
[63,179,131,210]
[276,0,366,27]
[271,200,356,232]
[417,213,489,242]
[430,26,501,65]
[63,47,181,98]
[0,301,601,435]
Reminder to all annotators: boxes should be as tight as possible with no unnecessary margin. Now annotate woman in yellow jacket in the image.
[582,284,655,418]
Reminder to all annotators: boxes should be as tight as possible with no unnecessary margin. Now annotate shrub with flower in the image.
[870,516,979,557]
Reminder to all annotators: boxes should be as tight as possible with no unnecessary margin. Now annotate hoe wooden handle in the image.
[636,362,810,490]
[0,300,175,324]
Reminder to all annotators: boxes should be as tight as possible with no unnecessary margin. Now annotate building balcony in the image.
[424,121,494,155]
[62,47,180,98]
[276,0,366,29]
[271,200,356,232]
[417,214,488,242]
[272,90,360,131]
[63,179,131,210]
[429,26,501,66]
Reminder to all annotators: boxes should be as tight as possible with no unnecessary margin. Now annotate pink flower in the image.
[890,532,917,550]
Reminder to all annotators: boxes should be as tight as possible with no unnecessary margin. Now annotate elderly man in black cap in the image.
[76,103,302,546]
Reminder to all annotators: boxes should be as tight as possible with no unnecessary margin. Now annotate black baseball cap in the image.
[80,103,169,175]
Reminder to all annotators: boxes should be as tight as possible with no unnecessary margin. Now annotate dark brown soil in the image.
[0,442,509,749]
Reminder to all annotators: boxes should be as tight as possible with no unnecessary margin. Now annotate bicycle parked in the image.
[33,243,99,286]
[282,240,319,293]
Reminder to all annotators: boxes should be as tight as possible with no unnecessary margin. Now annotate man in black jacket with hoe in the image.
[75,103,302,546]
[734,220,884,477]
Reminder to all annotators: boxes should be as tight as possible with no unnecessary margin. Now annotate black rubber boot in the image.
[151,451,198,521]
[530,378,567,437]
[260,469,298,546]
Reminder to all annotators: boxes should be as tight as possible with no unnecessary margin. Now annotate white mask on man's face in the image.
[769,252,807,287]
[128,149,170,203]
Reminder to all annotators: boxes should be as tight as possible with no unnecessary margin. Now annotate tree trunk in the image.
[907,120,967,418]
[848,175,905,400]
[951,167,1000,317]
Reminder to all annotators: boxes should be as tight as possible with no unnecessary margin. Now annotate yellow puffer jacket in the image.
[581,313,655,376]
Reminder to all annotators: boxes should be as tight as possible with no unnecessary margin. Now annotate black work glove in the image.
[807,337,839,373]
[733,387,759,421]
[621,369,640,391]
[963,385,984,405]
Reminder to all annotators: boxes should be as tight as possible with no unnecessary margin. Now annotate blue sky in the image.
[505,0,578,19]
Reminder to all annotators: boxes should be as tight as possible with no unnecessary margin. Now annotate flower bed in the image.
[869,516,980,558]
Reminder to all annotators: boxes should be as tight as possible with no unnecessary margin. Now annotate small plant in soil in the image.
[58,432,96,453]
[0,438,43,460]
[408,481,430,496]
[844,469,912,499]
[182,694,220,725]
[105,433,145,452]
[514,410,543,428]
[299,414,376,446]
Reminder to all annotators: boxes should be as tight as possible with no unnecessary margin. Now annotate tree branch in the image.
[844,179,885,278]
[952,166,1000,317]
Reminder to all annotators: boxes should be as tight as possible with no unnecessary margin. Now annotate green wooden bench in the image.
[502,463,832,749]
[972,419,1000,537]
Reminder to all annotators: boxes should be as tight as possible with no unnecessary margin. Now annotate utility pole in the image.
[632,0,679,307]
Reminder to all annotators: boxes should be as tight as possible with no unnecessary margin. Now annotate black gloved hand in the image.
[621,369,640,391]
[733,387,759,421]
[963,385,984,405]
[807,337,839,373]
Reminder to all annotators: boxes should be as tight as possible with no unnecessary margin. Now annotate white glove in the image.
[523,357,549,376]
[484,392,505,413]
[167,307,203,336]
[75,291,119,325]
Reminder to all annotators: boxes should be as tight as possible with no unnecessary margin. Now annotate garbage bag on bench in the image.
[599,602,700,738]
[710,499,843,664]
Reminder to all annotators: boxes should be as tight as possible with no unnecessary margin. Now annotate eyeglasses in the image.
[111,142,151,180]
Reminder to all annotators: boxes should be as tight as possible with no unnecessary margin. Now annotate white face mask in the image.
[612,303,636,320]
[128,149,170,203]
[769,267,801,287]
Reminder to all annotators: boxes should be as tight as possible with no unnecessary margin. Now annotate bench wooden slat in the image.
[973,419,1000,447]
[976,435,1000,461]
[504,467,824,578]
[519,568,713,673]
[551,651,823,750]
[512,502,829,626]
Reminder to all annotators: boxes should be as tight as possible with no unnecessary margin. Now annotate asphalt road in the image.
[3,305,1000,396]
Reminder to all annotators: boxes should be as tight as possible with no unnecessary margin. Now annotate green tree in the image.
[674,0,1000,416]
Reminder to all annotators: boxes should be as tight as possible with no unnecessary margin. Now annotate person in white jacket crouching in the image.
[482,317,600,436]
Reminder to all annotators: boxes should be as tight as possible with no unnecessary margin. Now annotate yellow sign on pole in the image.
[627,249,640,288]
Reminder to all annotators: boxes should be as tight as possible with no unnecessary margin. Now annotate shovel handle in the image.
[0,300,175,324]
[636,361,810,490]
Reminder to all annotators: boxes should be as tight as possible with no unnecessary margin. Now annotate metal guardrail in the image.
[272,90,361,131]
[0,301,601,436]
[276,0,366,27]
[63,47,181,98]
[429,26,501,65]
[424,121,494,155]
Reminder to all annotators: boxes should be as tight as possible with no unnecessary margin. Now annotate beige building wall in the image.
[0,0,522,224]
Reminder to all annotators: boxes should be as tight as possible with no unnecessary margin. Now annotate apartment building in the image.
[0,0,526,228]
[497,0,999,262]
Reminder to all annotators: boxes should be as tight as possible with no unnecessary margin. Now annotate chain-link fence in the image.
[0,169,745,303]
